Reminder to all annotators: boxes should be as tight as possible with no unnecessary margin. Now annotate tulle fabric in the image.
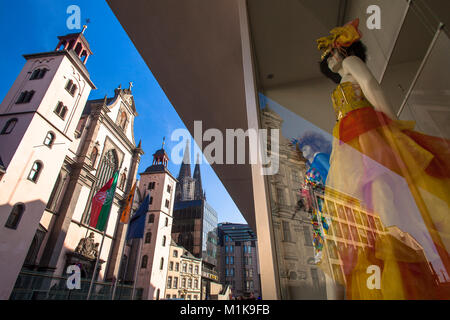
[321,85,450,300]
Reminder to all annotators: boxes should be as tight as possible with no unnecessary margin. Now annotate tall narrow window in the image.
[173,277,178,289]
[43,132,55,147]
[141,255,148,268]
[148,214,154,224]
[1,118,18,135]
[145,232,152,244]
[165,217,169,227]
[28,161,43,183]
[165,199,170,208]
[167,276,172,289]
[160,257,164,270]
[162,235,166,246]
[5,203,25,229]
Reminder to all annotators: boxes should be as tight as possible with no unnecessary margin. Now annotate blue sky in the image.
[0,0,246,224]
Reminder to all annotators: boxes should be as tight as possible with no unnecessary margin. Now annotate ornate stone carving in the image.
[75,232,99,259]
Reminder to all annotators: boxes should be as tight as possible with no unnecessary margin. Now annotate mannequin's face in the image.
[301,145,315,163]
[327,49,344,73]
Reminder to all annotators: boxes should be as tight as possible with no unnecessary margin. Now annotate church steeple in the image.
[55,25,93,65]
[152,137,169,167]
[177,140,191,180]
[193,154,204,200]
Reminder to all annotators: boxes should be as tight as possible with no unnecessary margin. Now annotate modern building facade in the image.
[107,0,450,299]
[217,223,261,298]
[0,28,143,299]
[172,142,220,298]
[165,240,202,300]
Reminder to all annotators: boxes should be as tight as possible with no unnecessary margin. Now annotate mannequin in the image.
[316,18,450,300]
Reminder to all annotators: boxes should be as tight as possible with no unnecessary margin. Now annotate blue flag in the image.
[126,194,150,240]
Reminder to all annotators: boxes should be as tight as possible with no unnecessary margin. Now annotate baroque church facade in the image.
[0,29,143,299]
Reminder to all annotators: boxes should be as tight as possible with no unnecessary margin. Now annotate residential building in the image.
[165,240,202,300]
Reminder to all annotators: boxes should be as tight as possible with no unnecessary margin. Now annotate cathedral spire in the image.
[193,153,204,200]
[177,140,191,180]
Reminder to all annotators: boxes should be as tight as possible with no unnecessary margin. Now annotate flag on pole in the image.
[120,181,137,224]
[126,194,150,240]
[89,171,119,231]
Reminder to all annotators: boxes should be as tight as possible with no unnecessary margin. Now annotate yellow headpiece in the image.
[317,18,362,60]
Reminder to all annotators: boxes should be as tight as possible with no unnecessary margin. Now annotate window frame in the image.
[27,161,43,183]
[1,118,18,135]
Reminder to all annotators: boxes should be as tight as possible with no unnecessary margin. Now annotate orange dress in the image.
[321,82,450,299]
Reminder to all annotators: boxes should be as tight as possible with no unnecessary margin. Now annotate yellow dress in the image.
[322,82,450,300]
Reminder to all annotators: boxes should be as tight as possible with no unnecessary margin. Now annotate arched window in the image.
[160,257,164,270]
[65,80,73,91]
[141,255,148,268]
[75,43,82,56]
[90,147,98,166]
[28,161,43,183]
[188,278,192,288]
[145,232,152,244]
[30,68,47,80]
[60,106,68,119]
[148,214,154,224]
[16,90,35,104]
[162,236,166,247]
[65,79,77,96]
[189,264,193,274]
[43,132,55,147]
[165,217,168,227]
[119,172,127,190]
[1,118,17,135]
[96,149,118,189]
[54,102,68,119]
[5,203,25,229]
[83,149,118,224]
[70,84,77,96]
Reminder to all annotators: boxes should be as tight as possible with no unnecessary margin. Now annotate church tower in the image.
[0,28,96,299]
[135,139,177,300]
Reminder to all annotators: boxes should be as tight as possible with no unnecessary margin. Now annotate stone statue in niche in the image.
[75,232,99,259]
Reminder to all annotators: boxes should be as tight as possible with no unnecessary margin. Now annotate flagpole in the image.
[86,172,118,300]
[112,225,129,300]
[131,238,143,300]
[112,181,136,300]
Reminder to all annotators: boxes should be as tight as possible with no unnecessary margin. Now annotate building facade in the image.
[165,240,202,300]
[217,223,261,298]
[0,29,143,299]
[131,145,177,300]
[172,142,220,299]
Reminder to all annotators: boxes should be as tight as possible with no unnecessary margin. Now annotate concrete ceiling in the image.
[247,0,345,89]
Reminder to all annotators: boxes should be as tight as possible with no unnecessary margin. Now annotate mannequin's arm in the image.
[342,56,398,120]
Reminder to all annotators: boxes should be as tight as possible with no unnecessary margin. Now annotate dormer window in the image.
[30,68,48,80]
[65,80,77,96]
